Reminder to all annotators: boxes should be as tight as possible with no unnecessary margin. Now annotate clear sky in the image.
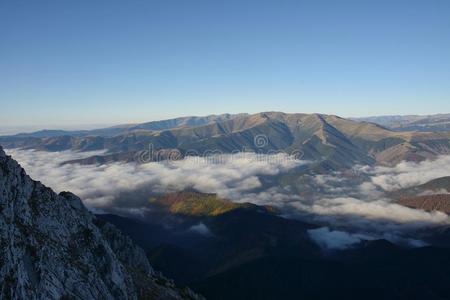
[1,0,450,128]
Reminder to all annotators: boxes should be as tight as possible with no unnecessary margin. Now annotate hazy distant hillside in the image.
[354,113,450,132]
[2,113,245,138]
[2,112,450,168]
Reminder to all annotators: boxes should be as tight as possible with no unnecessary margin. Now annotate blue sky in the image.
[1,0,450,128]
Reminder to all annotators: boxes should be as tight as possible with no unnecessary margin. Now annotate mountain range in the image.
[2,112,450,168]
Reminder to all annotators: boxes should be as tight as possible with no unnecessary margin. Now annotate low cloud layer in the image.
[308,226,427,250]
[189,223,213,237]
[308,227,374,250]
[361,155,450,191]
[5,149,304,210]
[306,197,448,225]
[6,148,450,249]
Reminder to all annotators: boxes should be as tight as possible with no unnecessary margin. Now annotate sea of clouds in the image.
[6,148,450,249]
[5,149,305,210]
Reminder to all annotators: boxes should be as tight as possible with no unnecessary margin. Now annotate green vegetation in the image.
[169,195,241,216]
[149,191,276,217]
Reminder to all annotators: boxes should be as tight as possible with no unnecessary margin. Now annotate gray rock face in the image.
[0,147,202,300]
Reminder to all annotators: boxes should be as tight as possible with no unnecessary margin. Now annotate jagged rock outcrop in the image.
[0,147,203,300]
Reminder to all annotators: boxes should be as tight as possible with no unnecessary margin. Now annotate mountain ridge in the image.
[2,112,450,168]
